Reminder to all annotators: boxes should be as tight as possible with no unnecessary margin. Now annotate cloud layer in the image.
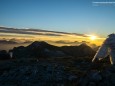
[0,26,104,46]
[0,27,87,37]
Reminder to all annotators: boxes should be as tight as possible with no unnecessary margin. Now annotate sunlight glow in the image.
[90,35,97,40]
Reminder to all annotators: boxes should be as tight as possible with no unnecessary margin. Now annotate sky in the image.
[0,0,115,37]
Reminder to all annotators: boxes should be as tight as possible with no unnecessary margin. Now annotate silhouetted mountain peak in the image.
[61,43,95,57]
[79,43,87,47]
[9,41,95,58]
[27,41,49,48]
[27,41,59,51]
[79,43,91,49]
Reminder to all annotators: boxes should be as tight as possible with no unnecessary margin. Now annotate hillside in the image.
[7,41,95,59]
[0,41,113,86]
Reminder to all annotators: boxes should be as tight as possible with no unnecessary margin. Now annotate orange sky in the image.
[0,32,105,46]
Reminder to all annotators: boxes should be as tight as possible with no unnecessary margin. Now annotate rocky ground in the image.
[0,57,114,86]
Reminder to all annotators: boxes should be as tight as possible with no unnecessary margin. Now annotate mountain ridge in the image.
[8,41,95,59]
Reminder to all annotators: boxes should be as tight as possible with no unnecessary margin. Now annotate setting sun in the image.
[90,36,97,40]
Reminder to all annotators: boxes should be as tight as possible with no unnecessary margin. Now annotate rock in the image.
[98,82,106,86]
[88,71,102,82]
[88,82,96,86]
[100,70,111,79]
[108,65,115,73]
[0,50,10,60]
[78,76,89,86]
[11,41,66,58]
[110,74,115,85]
[44,48,66,57]
[61,43,95,57]
[68,75,78,81]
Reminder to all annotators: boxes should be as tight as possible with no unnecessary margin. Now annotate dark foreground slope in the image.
[0,57,113,86]
[0,41,113,86]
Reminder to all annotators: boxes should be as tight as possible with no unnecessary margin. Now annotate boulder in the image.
[0,50,10,60]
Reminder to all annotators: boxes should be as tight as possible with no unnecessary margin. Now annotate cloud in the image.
[0,26,93,45]
[55,40,78,44]
[0,40,17,44]
[92,1,115,6]
[0,27,62,36]
[0,26,86,37]
[53,40,90,45]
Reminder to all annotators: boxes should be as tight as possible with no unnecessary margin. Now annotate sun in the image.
[90,35,97,40]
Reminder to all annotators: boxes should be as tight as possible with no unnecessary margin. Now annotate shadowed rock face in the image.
[78,66,115,86]
[0,60,78,86]
[61,43,96,57]
[10,41,66,58]
[27,41,59,50]
[0,57,114,86]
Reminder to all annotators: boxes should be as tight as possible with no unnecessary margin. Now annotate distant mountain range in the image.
[0,40,17,44]
[7,41,96,59]
[0,27,96,59]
